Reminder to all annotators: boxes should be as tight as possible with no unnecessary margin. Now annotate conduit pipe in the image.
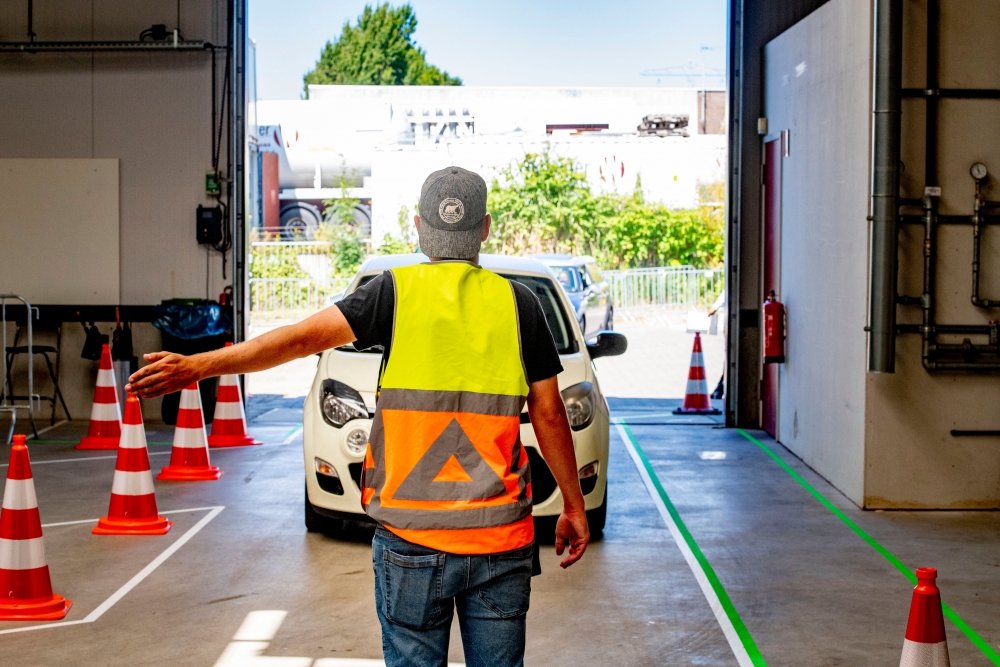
[868,0,904,372]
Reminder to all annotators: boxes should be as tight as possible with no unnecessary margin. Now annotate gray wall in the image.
[864,0,1000,508]
[0,0,230,421]
[764,0,872,504]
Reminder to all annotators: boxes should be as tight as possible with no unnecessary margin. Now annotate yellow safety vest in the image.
[361,261,534,554]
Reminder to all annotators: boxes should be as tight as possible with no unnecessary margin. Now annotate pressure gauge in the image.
[970,162,988,181]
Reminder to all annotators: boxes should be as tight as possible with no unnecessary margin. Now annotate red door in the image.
[762,138,782,437]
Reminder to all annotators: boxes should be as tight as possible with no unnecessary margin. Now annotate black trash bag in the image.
[78,313,108,360]
[152,302,231,340]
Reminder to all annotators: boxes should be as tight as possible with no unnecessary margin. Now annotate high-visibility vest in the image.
[361,261,534,554]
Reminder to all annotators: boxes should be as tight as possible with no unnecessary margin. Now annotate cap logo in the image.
[438,198,465,224]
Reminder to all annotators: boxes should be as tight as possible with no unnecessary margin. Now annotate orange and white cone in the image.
[157,383,222,481]
[0,435,72,621]
[899,568,950,667]
[93,393,172,535]
[208,343,261,448]
[674,332,721,415]
[76,343,122,450]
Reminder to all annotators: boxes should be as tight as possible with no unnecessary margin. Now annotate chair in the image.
[4,325,71,436]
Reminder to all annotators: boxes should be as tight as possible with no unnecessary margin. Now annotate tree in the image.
[303,3,461,93]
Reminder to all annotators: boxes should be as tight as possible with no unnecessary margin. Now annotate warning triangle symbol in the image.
[394,419,507,501]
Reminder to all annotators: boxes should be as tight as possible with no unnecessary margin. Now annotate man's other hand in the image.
[126,352,199,399]
[554,509,589,568]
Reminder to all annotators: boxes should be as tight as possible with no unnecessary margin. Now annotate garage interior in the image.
[1,0,999,665]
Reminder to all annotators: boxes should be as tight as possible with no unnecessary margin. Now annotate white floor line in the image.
[613,421,754,667]
[41,505,225,528]
[213,610,464,667]
[0,506,225,636]
[281,424,303,444]
[26,419,70,439]
[0,451,171,468]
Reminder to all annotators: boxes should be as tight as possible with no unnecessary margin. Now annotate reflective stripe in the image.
[173,426,208,448]
[111,470,155,496]
[378,388,525,417]
[2,479,37,510]
[0,537,47,570]
[119,423,147,449]
[900,639,950,667]
[95,367,117,387]
[218,374,239,388]
[367,496,533,530]
[686,379,709,396]
[213,401,245,420]
[690,352,705,368]
[179,387,202,410]
[90,401,122,422]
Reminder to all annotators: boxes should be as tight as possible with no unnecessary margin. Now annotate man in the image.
[127,167,589,667]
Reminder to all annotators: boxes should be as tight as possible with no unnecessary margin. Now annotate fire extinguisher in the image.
[763,290,785,364]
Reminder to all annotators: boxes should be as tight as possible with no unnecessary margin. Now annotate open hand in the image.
[125,352,199,399]
[554,509,589,568]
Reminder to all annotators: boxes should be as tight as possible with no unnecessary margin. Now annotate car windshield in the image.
[346,270,576,355]
[499,274,576,355]
[551,266,581,292]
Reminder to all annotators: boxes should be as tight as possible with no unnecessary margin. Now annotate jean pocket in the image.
[479,545,533,619]
[381,549,448,630]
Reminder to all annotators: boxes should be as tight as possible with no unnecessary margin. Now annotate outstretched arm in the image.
[527,376,589,568]
[126,305,357,399]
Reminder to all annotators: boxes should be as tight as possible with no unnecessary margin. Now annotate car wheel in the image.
[305,483,343,534]
[586,489,607,540]
[280,203,321,240]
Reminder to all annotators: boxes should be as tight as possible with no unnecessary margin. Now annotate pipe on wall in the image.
[868,0,904,372]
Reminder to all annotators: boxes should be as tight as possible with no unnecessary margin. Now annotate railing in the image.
[604,266,724,312]
[249,242,724,322]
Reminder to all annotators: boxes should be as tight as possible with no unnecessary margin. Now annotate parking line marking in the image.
[41,505,227,529]
[281,424,303,444]
[0,505,225,635]
[614,420,765,667]
[735,428,1000,666]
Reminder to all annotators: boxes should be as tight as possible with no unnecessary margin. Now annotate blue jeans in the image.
[372,526,533,667]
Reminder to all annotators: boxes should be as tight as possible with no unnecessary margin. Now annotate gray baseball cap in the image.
[418,167,488,260]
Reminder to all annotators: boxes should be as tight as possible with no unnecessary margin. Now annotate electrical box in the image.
[205,172,221,196]
[197,205,222,245]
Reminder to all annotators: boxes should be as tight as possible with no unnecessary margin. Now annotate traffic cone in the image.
[93,394,172,535]
[76,343,122,450]
[674,333,722,415]
[899,568,950,667]
[157,383,222,481]
[0,435,72,621]
[208,343,261,448]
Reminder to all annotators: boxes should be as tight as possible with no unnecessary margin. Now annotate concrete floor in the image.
[1,396,997,666]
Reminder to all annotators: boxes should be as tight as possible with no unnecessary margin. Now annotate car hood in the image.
[321,347,592,411]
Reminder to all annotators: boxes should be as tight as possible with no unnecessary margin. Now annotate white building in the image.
[256,85,726,242]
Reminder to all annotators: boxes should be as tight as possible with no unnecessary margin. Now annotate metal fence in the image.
[249,242,724,322]
[604,266,724,313]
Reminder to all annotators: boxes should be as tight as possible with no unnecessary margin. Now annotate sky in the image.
[249,0,728,100]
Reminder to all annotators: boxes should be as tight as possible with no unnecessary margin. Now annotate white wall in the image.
[765,0,873,504]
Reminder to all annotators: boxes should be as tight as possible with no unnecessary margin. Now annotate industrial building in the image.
[0,0,997,665]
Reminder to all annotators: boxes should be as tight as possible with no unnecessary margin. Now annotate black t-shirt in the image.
[336,269,564,384]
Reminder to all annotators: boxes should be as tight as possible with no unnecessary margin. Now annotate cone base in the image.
[75,435,120,450]
[208,434,262,447]
[673,407,722,415]
[0,595,72,621]
[157,465,222,481]
[92,515,173,535]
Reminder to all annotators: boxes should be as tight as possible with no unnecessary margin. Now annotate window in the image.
[553,266,581,292]
[586,262,603,284]
[501,274,577,355]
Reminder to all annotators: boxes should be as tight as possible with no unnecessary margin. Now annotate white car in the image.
[303,254,627,538]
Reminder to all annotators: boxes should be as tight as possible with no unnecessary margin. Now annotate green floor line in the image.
[618,421,768,666]
[735,428,1000,665]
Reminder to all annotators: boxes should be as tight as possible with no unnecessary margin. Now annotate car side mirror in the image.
[587,331,627,360]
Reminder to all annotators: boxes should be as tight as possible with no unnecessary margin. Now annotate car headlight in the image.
[320,379,368,428]
[344,427,368,458]
[561,381,595,431]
